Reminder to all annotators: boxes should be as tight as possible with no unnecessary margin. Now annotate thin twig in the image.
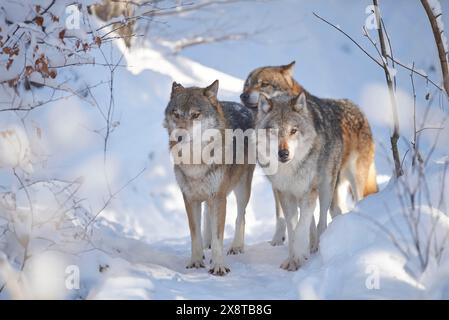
[313,12,444,92]
[312,12,382,68]
[84,167,146,229]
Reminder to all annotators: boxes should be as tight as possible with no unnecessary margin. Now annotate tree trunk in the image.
[421,0,449,99]
[373,0,403,177]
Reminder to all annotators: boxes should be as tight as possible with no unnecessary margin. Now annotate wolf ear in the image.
[281,61,296,77]
[258,93,272,114]
[171,82,184,97]
[293,92,306,112]
[204,80,219,99]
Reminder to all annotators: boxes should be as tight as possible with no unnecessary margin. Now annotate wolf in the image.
[242,62,377,244]
[164,80,255,276]
[256,92,346,270]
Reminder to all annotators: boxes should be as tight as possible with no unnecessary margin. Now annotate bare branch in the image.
[312,12,382,68]
[421,0,449,99]
[313,12,444,93]
[84,167,147,230]
[372,0,402,177]
[169,32,252,53]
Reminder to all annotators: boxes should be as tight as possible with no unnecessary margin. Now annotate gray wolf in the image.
[242,62,377,245]
[164,80,255,276]
[256,92,346,270]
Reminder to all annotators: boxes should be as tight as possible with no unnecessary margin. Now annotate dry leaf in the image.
[6,58,13,70]
[34,16,44,27]
[95,36,102,47]
[59,29,66,44]
[25,65,34,76]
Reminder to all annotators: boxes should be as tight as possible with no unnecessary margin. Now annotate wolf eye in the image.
[172,110,180,118]
[261,82,270,87]
[191,112,201,119]
[290,128,298,135]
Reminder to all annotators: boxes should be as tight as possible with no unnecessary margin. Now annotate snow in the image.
[293,174,449,299]
[121,41,243,96]
[1,0,449,300]
[0,127,33,173]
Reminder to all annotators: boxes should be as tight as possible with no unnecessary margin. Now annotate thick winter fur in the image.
[164,80,255,276]
[256,93,344,270]
[242,62,377,245]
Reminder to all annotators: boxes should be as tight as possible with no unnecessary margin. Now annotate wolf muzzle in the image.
[278,149,290,163]
[240,92,259,108]
[240,92,250,105]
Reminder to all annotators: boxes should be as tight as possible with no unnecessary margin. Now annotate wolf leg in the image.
[208,195,230,276]
[202,203,212,249]
[228,168,253,255]
[347,164,362,203]
[309,215,318,253]
[183,195,204,269]
[330,185,343,218]
[317,180,334,237]
[318,170,339,237]
[277,192,300,271]
[270,189,286,246]
[292,191,318,269]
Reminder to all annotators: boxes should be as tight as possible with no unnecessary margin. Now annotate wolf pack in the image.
[163,62,378,276]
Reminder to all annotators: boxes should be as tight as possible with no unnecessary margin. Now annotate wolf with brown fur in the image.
[242,62,377,243]
[164,80,255,276]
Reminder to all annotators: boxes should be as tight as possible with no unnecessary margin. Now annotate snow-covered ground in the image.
[1,0,449,299]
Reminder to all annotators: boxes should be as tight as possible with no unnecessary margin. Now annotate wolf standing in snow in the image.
[242,62,377,245]
[163,80,255,276]
[256,92,348,270]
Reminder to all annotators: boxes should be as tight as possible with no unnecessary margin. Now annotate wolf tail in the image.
[363,161,378,197]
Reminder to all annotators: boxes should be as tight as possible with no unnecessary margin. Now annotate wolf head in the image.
[256,93,316,164]
[164,80,225,143]
[241,61,302,108]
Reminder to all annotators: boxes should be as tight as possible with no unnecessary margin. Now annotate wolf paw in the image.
[280,254,308,271]
[227,246,244,255]
[280,257,300,271]
[186,260,205,269]
[281,254,309,271]
[208,264,230,276]
[310,240,319,254]
[269,235,285,246]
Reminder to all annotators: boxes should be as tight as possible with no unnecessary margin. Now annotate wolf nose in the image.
[278,149,289,162]
[240,93,249,102]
